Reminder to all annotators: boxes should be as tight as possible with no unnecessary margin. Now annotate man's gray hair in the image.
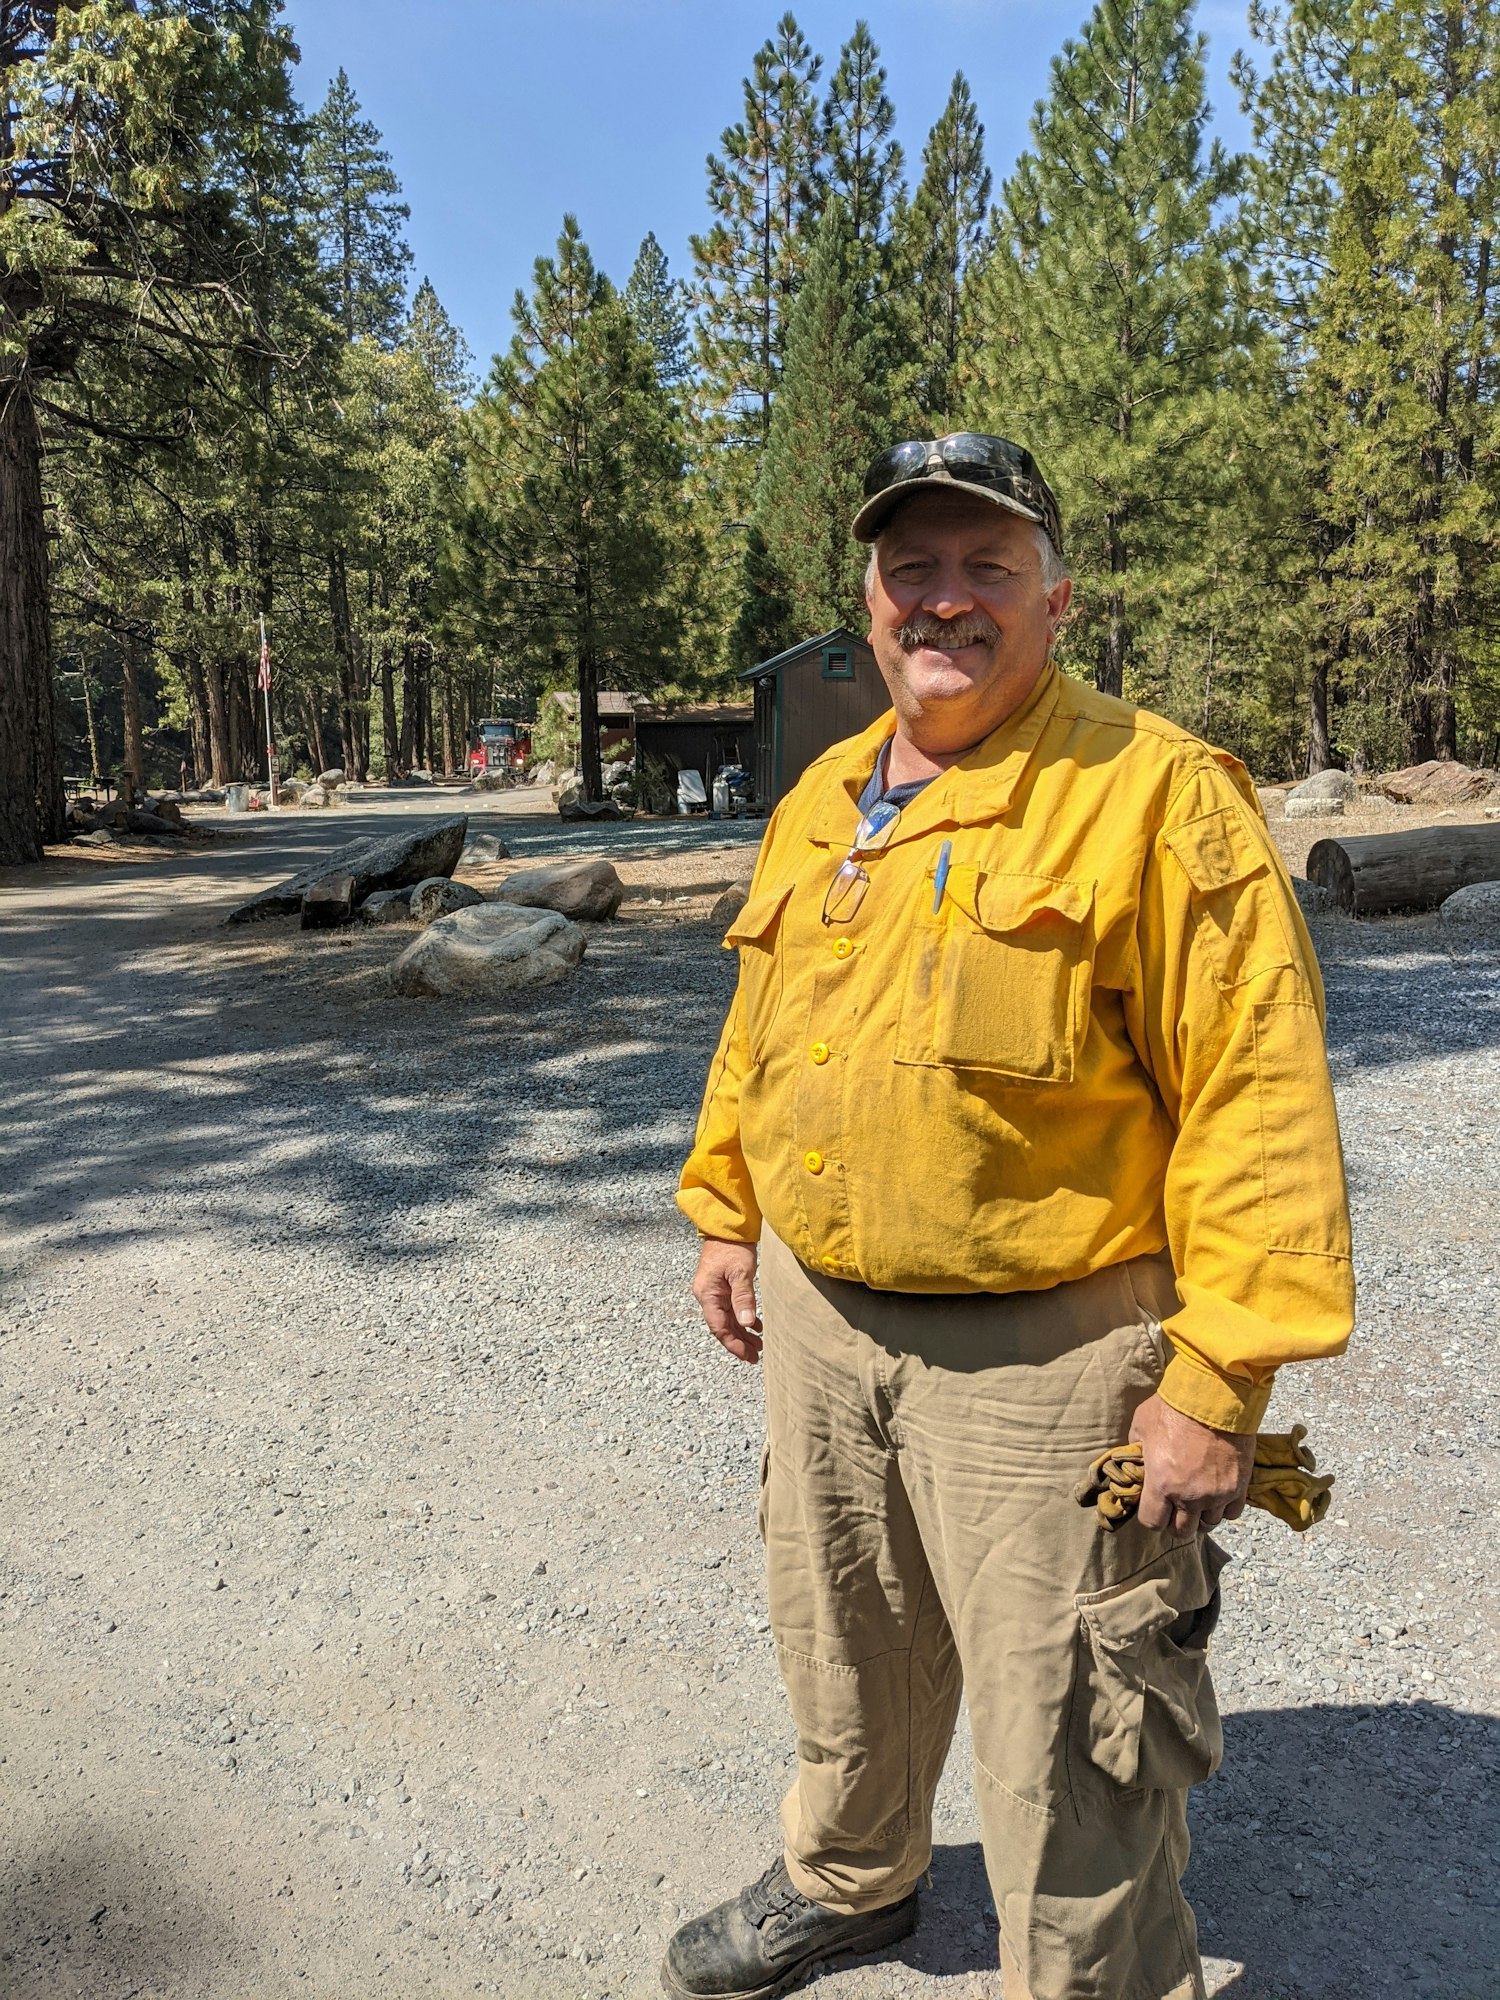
[864,523,1070,598]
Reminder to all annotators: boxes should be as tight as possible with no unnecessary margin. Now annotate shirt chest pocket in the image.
[894,865,1096,1083]
[724,881,795,1064]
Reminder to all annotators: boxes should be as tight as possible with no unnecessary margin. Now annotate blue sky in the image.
[284,0,1257,374]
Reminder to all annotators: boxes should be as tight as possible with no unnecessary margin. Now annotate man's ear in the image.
[1046,575,1073,640]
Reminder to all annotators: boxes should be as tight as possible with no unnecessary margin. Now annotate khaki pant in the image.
[758,1231,1225,2000]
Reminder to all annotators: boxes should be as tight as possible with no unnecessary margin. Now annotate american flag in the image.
[257,628,272,693]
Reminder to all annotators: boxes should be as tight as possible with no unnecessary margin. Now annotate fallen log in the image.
[1306,823,1500,914]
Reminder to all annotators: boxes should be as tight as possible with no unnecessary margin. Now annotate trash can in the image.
[225,783,249,813]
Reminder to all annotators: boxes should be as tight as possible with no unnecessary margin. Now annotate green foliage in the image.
[735,199,889,664]
[965,0,1254,708]
[624,233,692,390]
[900,73,991,428]
[445,217,698,800]
[822,21,903,260]
[306,67,413,343]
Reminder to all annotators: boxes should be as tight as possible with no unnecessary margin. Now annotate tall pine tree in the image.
[966,0,1251,700]
[307,69,412,344]
[901,74,990,428]
[822,23,903,262]
[624,233,692,390]
[447,219,693,803]
[690,13,825,500]
[735,199,890,664]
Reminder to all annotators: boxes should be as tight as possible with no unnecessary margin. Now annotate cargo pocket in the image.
[894,865,1095,1081]
[1073,1538,1228,1796]
[724,883,795,1064]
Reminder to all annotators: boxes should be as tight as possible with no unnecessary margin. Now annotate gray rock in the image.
[357,888,414,925]
[301,872,356,929]
[709,884,750,929]
[1289,768,1358,806]
[299,784,330,809]
[409,877,484,925]
[557,788,626,823]
[495,857,624,922]
[76,828,118,847]
[226,815,468,925]
[460,833,510,865]
[1293,877,1334,916]
[1437,880,1500,926]
[1286,795,1346,820]
[390,903,587,998]
[317,767,346,786]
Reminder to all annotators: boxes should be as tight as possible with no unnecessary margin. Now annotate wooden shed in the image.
[634,701,754,787]
[738,628,889,808]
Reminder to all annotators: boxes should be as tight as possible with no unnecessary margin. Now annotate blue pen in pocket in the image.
[932,839,953,915]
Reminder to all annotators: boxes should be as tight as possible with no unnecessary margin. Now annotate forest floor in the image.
[2,789,1497,2000]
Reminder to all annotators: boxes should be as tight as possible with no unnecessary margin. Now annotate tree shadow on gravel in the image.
[1314,917,1500,1073]
[1188,1700,1500,1999]
[0,838,741,1264]
[2,1829,235,1999]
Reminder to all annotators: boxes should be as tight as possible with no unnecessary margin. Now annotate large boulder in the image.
[299,783,330,809]
[1438,881,1500,927]
[710,884,750,928]
[460,832,510,865]
[409,876,484,925]
[1375,760,1495,807]
[317,767,346,786]
[495,856,624,922]
[557,787,626,822]
[225,814,468,925]
[358,887,414,924]
[301,872,356,929]
[1285,795,1345,821]
[390,903,587,998]
[1287,768,1357,808]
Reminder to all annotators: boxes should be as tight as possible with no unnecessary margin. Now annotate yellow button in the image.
[803,1150,825,1175]
[809,1042,830,1065]
[833,937,855,960]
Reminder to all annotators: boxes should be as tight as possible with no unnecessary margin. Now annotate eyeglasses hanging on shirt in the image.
[822,800,902,927]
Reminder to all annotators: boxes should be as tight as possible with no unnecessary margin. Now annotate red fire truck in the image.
[468,718,532,775]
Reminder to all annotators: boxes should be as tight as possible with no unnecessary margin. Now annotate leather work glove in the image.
[1075,1425,1334,1533]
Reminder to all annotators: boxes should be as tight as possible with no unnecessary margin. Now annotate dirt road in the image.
[2,799,1496,2000]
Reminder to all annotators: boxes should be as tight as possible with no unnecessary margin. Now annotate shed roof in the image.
[635,701,753,725]
[736,627,870,681]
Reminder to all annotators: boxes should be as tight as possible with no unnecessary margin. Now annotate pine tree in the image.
[902,73,991,427]
[689,12,825,495]
[446,218,695,803]
[1241,0,1500,767]
[736,200,889,662]
[406,278,476,407]
[0,0,312,862]
[307,68,412,344]
[624,233,692,390]
[965,0,1251,700]
[822,23,903,262]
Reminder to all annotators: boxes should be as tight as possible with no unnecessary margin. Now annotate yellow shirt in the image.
[676,661,1355,1433]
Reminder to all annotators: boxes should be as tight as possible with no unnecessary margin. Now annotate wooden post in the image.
[1307,823,1500,914]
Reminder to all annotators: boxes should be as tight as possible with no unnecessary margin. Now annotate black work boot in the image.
[660,1856,918,1999]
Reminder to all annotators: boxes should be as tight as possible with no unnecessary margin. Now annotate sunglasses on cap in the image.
[858,433,1064,556]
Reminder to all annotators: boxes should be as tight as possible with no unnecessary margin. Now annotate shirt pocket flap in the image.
[1161,808,1268,896]
[723,882,794,950]
[968,869,1094,934]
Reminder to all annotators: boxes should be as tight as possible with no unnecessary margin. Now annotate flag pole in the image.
[258,614,279,809]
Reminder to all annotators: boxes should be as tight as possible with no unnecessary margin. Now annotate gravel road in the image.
[1,798,1496,2000]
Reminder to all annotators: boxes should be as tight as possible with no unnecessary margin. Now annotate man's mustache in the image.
[897,611,1002,652]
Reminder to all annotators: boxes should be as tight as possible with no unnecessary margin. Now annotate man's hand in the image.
[692,1239,762,1363]
[1129,1394,1255,1537]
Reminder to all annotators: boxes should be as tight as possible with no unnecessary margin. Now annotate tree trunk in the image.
[441,669,455,778]
[379,654,398,779]
[120,636,146,794]
[399,644,418,770]
[183,653,211,786]
[578,649,603,803]
[1096,513,1127,699]
[301,690,328,775]
[1307,823,1500,915]
[1307,654,1333,775]
[0,379,64,863]
[327,549,361,780]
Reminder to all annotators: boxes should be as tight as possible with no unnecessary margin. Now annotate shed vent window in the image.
[822,647,854,680]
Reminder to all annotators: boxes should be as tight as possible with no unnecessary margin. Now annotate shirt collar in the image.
[807,660,1063,849]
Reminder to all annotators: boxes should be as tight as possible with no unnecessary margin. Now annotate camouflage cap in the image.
[852,433,1064,556]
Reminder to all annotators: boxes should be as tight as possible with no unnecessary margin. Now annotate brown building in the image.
[634,702,754,788]
[738,627,889,808]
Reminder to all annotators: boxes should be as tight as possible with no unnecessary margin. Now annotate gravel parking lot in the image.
[2,797,1496,2000]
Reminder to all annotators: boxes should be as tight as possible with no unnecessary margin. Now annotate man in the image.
[665,436,1354,2000]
